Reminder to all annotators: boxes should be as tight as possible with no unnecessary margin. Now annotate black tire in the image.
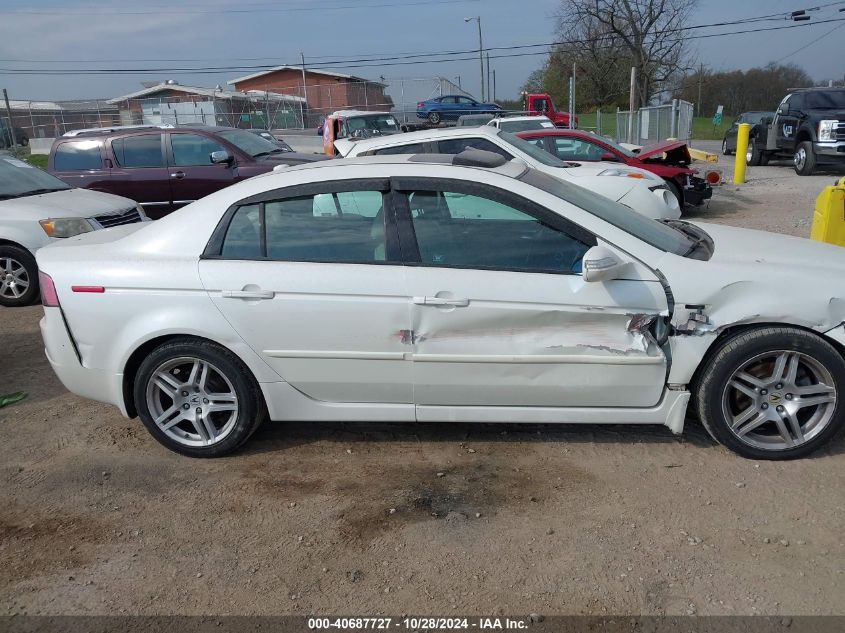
[0,244,39,307]
[428,111,441,125]
[746,139,763,166]
[721,138,731,155]
[794,140,816,176]
[694,326,845,460]
[19,136,29,147]
[666,180,684,209]
[134,339,267,457]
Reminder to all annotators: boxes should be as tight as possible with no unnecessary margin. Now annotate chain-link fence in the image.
[615,99,695,145]
[1,76,482,148]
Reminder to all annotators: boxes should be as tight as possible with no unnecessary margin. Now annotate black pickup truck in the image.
[748,87,845,175]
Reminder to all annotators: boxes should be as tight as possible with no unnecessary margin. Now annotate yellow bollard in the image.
[810,176,845,246]
[733,123,751,184]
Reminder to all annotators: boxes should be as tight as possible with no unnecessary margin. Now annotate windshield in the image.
[217,128,281,157]
[498,131,571,167]
[346,115,400,134]
[497,119,552,133]
[802,90,845,109]
[519,168,695,255]
[0,156,71,199]
[593,136,636,158]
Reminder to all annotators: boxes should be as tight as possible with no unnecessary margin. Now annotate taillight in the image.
[39,271,60,307]
[417,102,425,108]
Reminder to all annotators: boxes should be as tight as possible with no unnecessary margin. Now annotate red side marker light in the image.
[71,286,105,293]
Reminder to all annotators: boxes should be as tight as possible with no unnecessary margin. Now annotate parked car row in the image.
[35,148,845,460]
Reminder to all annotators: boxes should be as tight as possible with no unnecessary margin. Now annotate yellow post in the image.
[733,123,750,184]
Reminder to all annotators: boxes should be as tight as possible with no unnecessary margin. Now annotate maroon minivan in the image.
[48,126,326,219]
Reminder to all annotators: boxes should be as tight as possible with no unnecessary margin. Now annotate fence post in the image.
[2,89,19,156]
[29,102,36,138]
[670,99,678,138]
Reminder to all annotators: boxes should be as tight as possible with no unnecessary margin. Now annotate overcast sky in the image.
[0,0,842,104]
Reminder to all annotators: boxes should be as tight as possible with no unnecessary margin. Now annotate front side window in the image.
[406,188,589,273]
[171,133,226,166]
[218,190,387,263]
[436,137,513,159]
[550,137,605,161]
[53,140,103,171]
[112,134,164,168]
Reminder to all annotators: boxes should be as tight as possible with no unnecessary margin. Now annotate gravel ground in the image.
[2,146,845,616]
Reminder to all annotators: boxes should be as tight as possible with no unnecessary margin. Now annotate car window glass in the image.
[171,133,226,166]
[221,204,262,259]
[373,142,425,155]
[440,97,457,104]
[551,137,603,161]
[458,97,474,104]
[112,134,164,168]
[53,140,102,171]
[407,189,588,273]
[264,191,386,262]
[437,137,512,159]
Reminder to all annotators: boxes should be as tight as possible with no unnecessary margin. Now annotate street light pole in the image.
[464,16,484,102]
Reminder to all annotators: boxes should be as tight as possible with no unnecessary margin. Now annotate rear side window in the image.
[437,137,513,159]
[112,134,164,168]
[219,191,387,263]
[53,141,102,171]
[373,143,425,156]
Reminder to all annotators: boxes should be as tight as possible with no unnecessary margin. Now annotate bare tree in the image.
[555,0,697,108]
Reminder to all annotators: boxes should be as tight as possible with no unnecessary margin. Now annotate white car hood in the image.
[2,187,136,220]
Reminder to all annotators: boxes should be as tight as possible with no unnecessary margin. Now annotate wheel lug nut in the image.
[203,398,209,404]
[776,383,783,390]
[182,403,190,410]
[181,391,188,397]
[761,403,769,410]
[195,407,202,414]
[760,389,768,395]
[777,405,784,412]
[786,394,793,400]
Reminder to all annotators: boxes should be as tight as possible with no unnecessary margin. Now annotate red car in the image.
[516,129,712,207]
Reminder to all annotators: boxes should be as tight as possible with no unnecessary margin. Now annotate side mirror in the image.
[210,150,233,165]
[582,245,628,283]
[600,152,619,162]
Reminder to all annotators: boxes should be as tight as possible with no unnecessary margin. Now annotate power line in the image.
[774,19,845,62]
[2,17,844,76]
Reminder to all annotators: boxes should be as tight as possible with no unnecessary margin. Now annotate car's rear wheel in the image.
[428,111,441,124]
[0,245,39,307]
[722,138,731,155]
[694,327,845,459]
[794,140,816,176]
[134,339,266,457]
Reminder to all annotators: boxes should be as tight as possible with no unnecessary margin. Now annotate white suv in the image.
[334,126,680,221]
[0,153,147,306]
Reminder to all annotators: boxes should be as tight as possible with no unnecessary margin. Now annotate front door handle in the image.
[170,171,186,179]
[222,289,275,300]
[412,296,469,307]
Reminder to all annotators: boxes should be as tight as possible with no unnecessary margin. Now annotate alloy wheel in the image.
[145,357,239,447]
[745,144,753,164]
[721,350,837,451]
[0,256,30,300]
[794,147,806,171]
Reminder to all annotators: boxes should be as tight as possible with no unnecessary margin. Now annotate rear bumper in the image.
[683,176,713,206]
[40,307,128,416]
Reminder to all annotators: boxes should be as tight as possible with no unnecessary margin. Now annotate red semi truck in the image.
[521,92,578,128]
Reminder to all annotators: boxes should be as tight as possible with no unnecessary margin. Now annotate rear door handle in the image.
[222,290,275,300]
[170,171,185,179]
[412,296,469,307]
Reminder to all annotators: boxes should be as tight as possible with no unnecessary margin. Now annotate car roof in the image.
[346,124,501,150]
[515,129,593,139]
[492,115,550,122]
[59,125,246,139]
[330,110,394,118]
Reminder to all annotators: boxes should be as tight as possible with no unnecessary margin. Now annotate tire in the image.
[721,138,731,155]
[694,326,845,460]
[794,140,816,176]
[746,139,762,166]
[19,137,29,147]
[666,180,684,208]
[0,244,39,307]
[428,111,441,125]
[134,339,267,457]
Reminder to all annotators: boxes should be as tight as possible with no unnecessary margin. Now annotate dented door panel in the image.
[405,266,669,407]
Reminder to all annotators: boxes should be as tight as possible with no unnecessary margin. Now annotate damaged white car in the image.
[37,150,845,459]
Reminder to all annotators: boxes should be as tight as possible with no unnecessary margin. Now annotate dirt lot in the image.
[2,146,845,617]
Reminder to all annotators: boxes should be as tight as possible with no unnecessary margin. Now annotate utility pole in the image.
[628,66,636,144]
[300,52,308,129]
[464,16,484,102]
[492,70,496,102]
[697,62,703,117]
[3,89,18,157]
[486,52,491,103]
[569,62,576,130]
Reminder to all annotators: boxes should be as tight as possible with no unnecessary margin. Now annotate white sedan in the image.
[38,150,845,459]
[334,125,681,221]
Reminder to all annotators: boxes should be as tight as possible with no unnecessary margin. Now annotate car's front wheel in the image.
[134,339,266,457]
[0,244,39,307]
[694,327,844,459]
[794,140,816,176]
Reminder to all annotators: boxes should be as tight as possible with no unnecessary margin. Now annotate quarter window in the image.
[219,191,388,262]
[53,141,102,171]
[406,189,589,273]
[171,133,226,166]
[112,134,164,168]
